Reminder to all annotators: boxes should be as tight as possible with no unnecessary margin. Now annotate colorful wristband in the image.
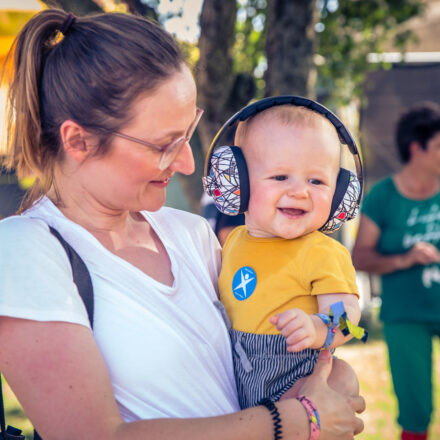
[316,301,368,349]
[315,312,337,349]
[259,398,283,440]
[296,395,320,440]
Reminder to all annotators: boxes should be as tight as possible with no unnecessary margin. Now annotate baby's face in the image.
[243,118,340,239]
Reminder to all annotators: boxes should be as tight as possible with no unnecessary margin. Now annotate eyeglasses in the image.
[113,107,204,170]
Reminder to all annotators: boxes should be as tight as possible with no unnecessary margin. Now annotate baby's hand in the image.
[270,309,317,352]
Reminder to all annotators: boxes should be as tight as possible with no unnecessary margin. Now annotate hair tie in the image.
[60,13,77,36]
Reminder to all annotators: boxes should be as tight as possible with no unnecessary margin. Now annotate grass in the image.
[2,379,34,438]
[2,308,439,439]
[338,307,440,439]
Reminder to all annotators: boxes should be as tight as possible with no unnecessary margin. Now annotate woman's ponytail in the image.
[3,9,67,207]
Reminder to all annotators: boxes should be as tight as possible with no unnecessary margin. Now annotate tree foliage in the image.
[317,0,424,105]
[42,0,102,16]
[228,0,424,105]
[38,0,426,210]
[265,0,318,97]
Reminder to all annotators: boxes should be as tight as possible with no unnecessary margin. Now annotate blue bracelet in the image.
[315,313,338,349]
[316,301,369,349]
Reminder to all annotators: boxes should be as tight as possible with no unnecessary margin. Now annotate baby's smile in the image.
[278,207,307,218]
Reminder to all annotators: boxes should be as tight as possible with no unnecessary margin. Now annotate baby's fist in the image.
[270,309,317,352]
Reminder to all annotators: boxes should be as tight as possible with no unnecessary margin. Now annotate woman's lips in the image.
[150,177,171,188]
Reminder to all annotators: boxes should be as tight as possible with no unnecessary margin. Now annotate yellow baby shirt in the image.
[218,226,359,334]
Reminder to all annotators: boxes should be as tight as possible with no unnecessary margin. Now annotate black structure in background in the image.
[360,62,440,188]
[0,168,26,218]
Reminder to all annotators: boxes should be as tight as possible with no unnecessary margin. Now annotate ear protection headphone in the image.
[202,96,363,234]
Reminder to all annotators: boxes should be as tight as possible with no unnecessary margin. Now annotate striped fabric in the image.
[229,329,320,409]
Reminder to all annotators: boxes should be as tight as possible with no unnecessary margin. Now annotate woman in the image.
[0,9,364,440]
[352,103,440,440]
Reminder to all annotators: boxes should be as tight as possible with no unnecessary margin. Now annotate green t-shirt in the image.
[361,176,440,322]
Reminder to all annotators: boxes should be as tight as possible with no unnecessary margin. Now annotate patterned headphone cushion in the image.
[202,145,247,215]
[319,169,361,234]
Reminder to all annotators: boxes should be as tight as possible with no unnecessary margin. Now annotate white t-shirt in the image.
[0,197,240,420]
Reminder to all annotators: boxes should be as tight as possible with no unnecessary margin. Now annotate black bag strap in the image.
[48,227,94,327]
[0,377,6,437]
[0,226,94,440]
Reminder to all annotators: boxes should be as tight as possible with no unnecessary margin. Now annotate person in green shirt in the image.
[352,103,440,440]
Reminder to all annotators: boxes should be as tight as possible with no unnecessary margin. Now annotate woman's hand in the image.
[404,241,440,267]
[296,350,365,439]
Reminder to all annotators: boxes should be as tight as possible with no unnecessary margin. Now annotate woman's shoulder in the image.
[366,176,395,197]
[0,215,91,327]
[0,215,50,242]
[0,215,68,264]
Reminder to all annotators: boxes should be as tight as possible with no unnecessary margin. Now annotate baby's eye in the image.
[309,178,323,185]
[273,175,288,181]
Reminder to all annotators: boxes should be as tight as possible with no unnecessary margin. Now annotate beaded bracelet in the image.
[259,398,283,440]
[296,395,320,440]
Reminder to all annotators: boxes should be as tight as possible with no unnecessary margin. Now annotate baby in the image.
[211,102,366,409]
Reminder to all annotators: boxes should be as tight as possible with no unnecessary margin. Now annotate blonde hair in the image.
[235,105,339,150]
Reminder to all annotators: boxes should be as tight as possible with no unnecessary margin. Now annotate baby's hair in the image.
[235,104,340,149]
[1,9,185,210]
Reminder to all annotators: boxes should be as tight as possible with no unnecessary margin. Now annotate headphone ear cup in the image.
[320,168,361,234]
[202,145,250,215]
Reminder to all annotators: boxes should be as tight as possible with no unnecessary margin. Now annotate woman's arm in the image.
[0,317,363,440]
[352,215,440,275]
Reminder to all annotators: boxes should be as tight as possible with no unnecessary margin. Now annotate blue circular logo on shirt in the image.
[232,266,257,301]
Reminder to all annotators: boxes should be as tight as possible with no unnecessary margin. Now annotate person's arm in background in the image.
[0,317,364,440]
[352,214,440,275]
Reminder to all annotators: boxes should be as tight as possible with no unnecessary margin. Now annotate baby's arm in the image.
[270,293,361,352]
[316,293,361,348]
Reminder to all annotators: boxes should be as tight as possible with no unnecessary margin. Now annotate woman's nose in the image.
[170,141,195,175]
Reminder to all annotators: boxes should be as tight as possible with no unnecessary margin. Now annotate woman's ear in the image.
[409,140,424,160]
[59,120,92,162]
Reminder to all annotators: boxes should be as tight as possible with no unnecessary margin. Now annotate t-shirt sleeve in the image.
[302,237,359,297]
[360,180,388,229]
[0,216,91,328]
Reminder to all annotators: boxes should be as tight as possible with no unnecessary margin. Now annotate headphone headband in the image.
[204,96,363,201]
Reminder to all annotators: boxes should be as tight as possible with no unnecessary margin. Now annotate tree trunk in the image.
[265,0,317,97]
[42,0,103,15]
[182,0,237,212]
[120,0,158,20]
[196,0,237,155]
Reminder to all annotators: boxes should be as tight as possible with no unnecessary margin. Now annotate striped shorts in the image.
[230,328,320,409]
[213,300,320,409]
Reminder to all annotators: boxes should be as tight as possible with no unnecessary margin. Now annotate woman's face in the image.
[80,65,198,213]
[423,131,440,176]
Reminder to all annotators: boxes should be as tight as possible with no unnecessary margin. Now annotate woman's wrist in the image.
[396,253,410,271]
[259,399,282,440]
[276,398,309,440]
